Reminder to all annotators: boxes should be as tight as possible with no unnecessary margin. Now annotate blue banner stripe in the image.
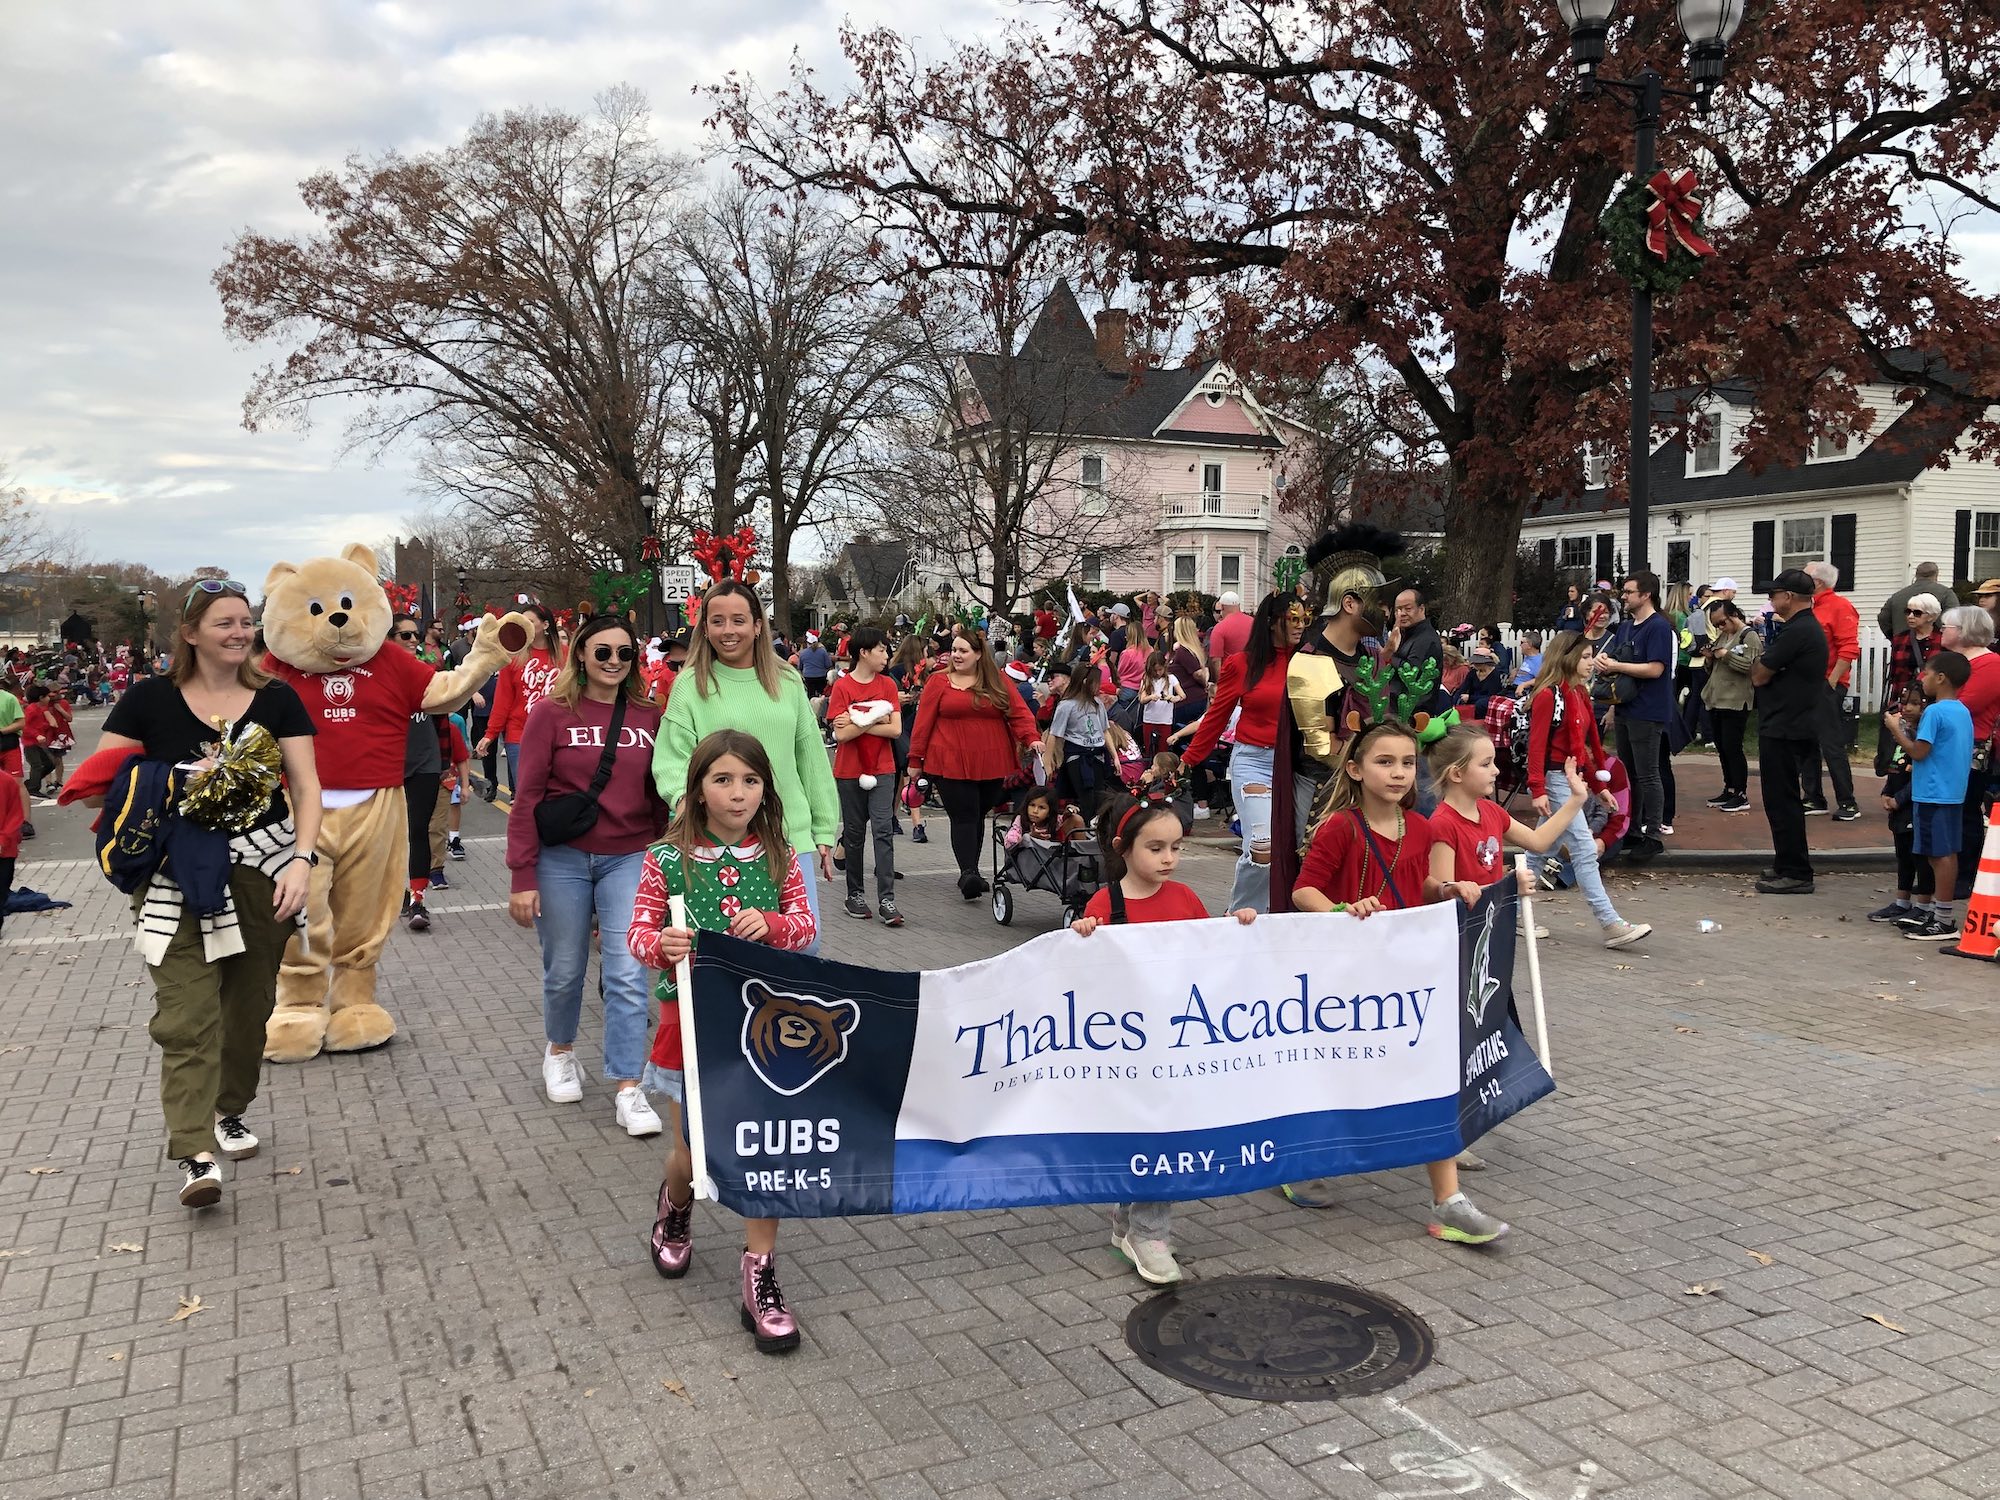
[887,1098,1462,1214]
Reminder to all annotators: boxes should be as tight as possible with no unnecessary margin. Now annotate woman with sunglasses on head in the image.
[92,579,322,1208]
[506,615,669,1135]
[476,603,562,797]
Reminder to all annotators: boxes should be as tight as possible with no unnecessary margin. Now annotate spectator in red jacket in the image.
[1803,560,1861,819]
[475,604,561,795]
[908,632,1041,900]
[0,767,21,935]
[21,685,55,797]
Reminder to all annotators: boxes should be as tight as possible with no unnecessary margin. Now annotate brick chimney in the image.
[1093,309,1131,375]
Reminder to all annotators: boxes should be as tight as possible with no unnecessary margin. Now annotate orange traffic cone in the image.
[1945,802,2000,962]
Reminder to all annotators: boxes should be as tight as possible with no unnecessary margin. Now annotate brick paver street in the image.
[3,734,1996,1500]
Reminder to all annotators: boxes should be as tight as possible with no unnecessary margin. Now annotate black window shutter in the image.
[1537,539,1557,570]
[1751,520,1775,592]
[1830,513,1857,591]
[1595,533,1615,584]
[1953,509,1972,584]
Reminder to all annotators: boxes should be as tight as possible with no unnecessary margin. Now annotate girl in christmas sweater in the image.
[627,729,817,1354]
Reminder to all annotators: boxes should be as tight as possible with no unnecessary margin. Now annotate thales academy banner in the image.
[679,884,1553,1219]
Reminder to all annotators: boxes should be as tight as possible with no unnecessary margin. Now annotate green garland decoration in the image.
[588,567,654,618]
[1601,178,1704,298]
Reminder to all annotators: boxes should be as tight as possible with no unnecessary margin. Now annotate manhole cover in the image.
[1124,1275,1434,1402]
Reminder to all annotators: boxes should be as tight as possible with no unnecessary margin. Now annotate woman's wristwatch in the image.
[289,851,319,869]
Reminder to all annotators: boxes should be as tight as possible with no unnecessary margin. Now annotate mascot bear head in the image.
[262,543,397,674]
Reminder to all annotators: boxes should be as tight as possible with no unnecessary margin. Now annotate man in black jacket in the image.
[1750,571,1830,894]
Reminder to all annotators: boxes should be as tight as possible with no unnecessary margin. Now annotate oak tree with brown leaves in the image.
[713,0,2000,619]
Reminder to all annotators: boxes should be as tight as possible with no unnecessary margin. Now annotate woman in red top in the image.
[908,631,1041,900]
[1939,605,2000,890]
[477,604,562,794]
[1176,593,1304,912]
[1520,634,1648,943]
[1288,719,1507,1244]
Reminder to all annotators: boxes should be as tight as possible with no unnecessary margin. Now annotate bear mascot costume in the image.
[259,544,530,1062]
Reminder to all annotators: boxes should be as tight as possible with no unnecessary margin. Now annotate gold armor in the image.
[1286,651,1347,772]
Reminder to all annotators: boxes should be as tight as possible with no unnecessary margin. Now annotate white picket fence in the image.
[1496,623,1893,713]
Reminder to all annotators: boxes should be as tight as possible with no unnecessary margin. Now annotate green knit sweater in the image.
[652,662,840,853]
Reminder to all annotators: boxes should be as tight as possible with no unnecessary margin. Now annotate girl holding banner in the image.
[628,729,817,1355]
[1070,780,1258,1285]
[1289,719,1510,1244]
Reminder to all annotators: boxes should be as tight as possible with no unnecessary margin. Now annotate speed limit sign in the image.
[661,564,698,601]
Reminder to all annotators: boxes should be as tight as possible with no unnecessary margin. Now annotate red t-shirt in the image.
[1208,611,1252,660]
[1430,798,1512,885]
[1082,879,1209,924]
[264,644,436,791]
[827,672,899,779]
[1960,650,2000,744]
[1294,808,1436,910]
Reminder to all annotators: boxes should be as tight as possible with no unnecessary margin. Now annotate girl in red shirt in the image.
[1288,719,1507,1245]
[1180,594,1305,913]
[827,627,903,926]
[1521,636,1651,946]
[1071,786,1256,1285]
[1427,724,1587,939]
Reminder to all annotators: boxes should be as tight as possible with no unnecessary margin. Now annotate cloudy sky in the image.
[0,0,999,591]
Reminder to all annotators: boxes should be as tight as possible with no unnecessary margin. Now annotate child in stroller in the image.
[991,784,1102,925]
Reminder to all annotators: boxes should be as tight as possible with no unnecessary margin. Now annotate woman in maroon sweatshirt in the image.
[506,615,668,1136]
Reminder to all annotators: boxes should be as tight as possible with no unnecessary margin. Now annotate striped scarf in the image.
[135,820,297,967]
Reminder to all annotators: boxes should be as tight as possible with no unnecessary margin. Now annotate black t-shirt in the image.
[1754,610,1829,738]
[104,676,315,829]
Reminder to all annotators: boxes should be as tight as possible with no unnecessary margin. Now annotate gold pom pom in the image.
[178,722,284,832]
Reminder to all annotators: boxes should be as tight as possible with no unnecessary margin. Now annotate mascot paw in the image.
[478,611,534,658]
[264,1008,329,1064]
[325,1003,398,1053]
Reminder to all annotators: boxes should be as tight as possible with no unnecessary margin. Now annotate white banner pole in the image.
[670,894,715,1201]
[1514,854,1551,1077]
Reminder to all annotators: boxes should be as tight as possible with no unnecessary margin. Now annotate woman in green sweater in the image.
[653,581,839,948]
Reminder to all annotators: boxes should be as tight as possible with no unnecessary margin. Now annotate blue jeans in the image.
[504,742,520,794]
[534,844,650,1081]
[1526,773,1622,926]
[1227,744,1277,912]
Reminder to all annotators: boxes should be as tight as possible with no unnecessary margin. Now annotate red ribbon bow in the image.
[640,535,662,563]
[1645,169,1715,261]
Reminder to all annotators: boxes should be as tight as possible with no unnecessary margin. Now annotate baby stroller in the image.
[989,808,1105,928]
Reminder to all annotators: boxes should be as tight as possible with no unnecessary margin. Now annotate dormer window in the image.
[1689,411,1725,475]
[1582,445,1608,490]
[1811,432,1849,461]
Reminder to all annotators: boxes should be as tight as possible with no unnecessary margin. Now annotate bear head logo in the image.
[740,980,859,1097]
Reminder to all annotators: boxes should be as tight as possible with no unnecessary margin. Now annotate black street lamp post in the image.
[1555,0,1743,574]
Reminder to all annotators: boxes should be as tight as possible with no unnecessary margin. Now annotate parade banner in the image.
[681,885,1553,1219]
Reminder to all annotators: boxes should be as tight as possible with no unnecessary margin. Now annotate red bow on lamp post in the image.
[640,535,662,563]
[1645,169,1715,261]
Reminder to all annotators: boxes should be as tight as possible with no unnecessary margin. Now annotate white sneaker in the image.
[1518,920,1550,940]
[1112,1231,1183,1284]
[543,1048,584,1103]
[615,1086,663,1138]
[1603,920,1653,949]
[213,1115,259,1161]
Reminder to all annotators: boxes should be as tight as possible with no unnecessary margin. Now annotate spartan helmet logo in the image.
[1465,904,1502,1029]
[322,674,355,705]
[740,980,860,1097]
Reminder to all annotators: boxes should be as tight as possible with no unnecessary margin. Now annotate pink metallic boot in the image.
[739,1250,800,1353]
[649,1182,693,1279]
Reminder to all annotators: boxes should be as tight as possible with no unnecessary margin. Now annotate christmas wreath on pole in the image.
[1602,168,1715,297]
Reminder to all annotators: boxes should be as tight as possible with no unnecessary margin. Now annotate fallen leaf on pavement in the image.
[1861,1313,1908,1334]
[721,1370,739,1380]
[107,1243,144,1254]
[661,1378,693,1405]
[583,1388,595,1398]
[106,1351,126,1362]
[0,1248,31,1259]
[1746,1250,1774,1267]
[26,1166,59,1176]
[1683,1283,1720,1296]
[1674,1026,1699,1034]
[0,1045,26,1054]
[169,1295,204,1324]
[1614,964,1634,971]
[284,1167,302,1176]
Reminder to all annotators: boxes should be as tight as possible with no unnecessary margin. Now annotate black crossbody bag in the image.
[534,696,628,846]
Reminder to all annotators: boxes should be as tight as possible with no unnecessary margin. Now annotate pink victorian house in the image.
[953,281,1319,604]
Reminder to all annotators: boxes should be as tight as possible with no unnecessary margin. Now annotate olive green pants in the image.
[140,866,287,1160]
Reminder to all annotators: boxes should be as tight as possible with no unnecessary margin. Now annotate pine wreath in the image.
[1602,178,1704,297]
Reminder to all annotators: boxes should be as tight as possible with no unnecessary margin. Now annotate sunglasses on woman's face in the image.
[393,630,421,641]
[590,644,636,664]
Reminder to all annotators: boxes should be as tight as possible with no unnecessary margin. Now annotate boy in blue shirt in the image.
[1880,650,1974,940]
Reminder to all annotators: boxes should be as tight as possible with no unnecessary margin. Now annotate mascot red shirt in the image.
[265,645,438,789]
